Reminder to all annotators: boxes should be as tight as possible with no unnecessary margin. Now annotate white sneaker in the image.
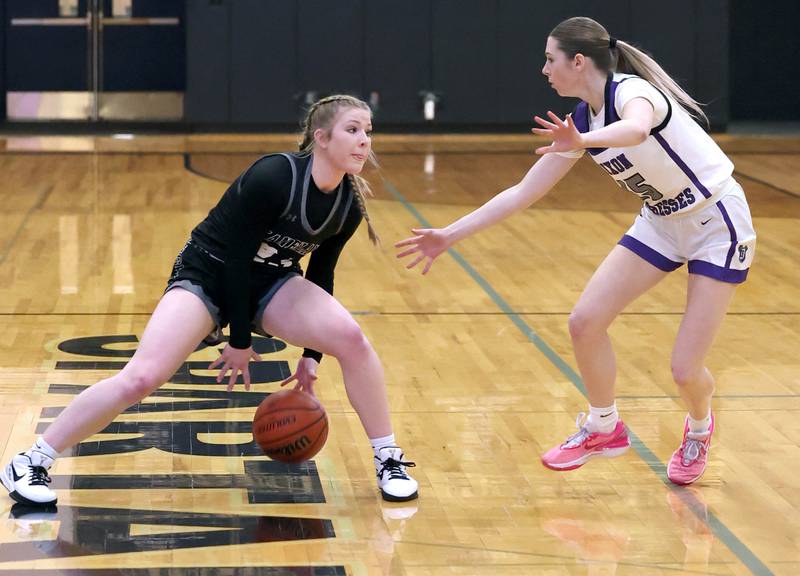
[1,453,57,506]
[374,446,418,502]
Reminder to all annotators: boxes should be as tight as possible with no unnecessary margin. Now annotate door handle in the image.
[100,18,180,26]
[11,18,88,26]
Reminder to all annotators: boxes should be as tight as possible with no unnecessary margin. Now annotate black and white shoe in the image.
[1,453,57,506]
[374,446,418,502]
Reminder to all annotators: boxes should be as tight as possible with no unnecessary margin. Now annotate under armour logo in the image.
[738,245,748,263]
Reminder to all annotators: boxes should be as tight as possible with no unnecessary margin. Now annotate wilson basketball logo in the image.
[258,415,296,434]
[266,435,313,459]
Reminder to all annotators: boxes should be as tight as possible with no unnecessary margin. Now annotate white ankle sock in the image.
[370,433,396,459]
[586,403,618,434]
[688,411,712,435]
[28,436,59,468]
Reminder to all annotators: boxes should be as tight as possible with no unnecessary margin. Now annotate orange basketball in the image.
[252,389,328,463]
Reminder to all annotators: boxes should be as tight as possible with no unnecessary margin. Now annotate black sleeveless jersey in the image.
[191,153,362,350]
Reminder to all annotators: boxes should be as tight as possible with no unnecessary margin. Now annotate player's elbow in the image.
[631,123,650,144]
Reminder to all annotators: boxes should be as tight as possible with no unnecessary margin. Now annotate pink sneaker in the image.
[668,413,714,485]
[541,414,631,471]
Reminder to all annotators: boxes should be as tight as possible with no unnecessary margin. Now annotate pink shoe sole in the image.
[541,443,631,471]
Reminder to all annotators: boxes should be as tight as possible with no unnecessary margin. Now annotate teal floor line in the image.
[383,177,773,576]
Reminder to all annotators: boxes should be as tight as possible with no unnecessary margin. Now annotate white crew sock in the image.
[586,403,619,434]
[370,433,396,459]
[688,411,712,435]
[27,436,59,468]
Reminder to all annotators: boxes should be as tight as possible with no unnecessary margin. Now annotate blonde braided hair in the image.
[299,94,379,245]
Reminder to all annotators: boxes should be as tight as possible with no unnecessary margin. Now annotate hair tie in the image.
[609,36,617,49]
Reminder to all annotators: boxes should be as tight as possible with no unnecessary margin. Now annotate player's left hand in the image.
[280,356,319,397]
[531,111,584,155]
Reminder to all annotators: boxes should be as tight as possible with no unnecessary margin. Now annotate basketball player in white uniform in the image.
[396,16,755,485]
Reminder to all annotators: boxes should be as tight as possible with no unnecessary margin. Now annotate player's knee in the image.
[331,321,371,359]
[670,361,702,389]
[568,307,603,341]
[119,370,163,405]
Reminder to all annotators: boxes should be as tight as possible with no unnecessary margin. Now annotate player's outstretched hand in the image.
[531,111,584,155]
[395,227,451,275]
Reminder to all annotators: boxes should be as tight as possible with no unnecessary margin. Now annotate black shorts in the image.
[165,239,300,345]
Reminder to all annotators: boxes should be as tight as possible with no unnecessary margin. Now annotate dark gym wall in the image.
[185,0,229,123]
[185,0,730,130]
[431,0,498,124]
[0,0,730,128]
[730,0,799,121]
[365,1,430,124]
[231,0,297,124]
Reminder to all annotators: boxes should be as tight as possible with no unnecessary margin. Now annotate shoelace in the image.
[681,436,708,466]
[562,412,590,448]
[378,457,416,481]
[27,465,52,487]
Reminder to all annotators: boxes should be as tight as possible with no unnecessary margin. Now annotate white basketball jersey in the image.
[562,73,734,217]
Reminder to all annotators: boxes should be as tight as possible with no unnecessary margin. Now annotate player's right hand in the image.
[394,228,450,274]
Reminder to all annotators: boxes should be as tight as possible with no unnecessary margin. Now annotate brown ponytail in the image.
[550,17,709,127]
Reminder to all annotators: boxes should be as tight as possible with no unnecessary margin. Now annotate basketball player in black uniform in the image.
[2,95,418,505]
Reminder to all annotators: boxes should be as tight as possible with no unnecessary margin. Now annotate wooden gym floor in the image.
[0,132,798,575]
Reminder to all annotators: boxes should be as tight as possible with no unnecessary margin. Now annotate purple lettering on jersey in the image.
[609,158,626,174]
[600,153,634,176]
[617,154,633,170]
[645,188,696,216]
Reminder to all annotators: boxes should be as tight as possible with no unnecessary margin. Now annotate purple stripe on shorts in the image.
[653,133,712,199]
[716,200,738,269]
[688,260,749,283]
[619,234,683,271]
